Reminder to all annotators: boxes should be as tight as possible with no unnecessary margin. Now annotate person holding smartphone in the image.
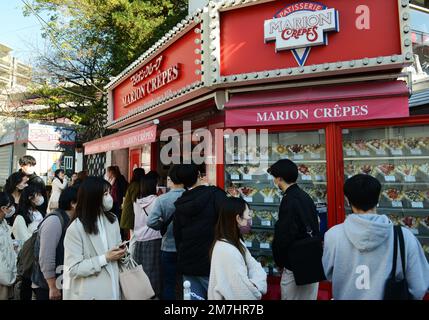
[63,177,126,300]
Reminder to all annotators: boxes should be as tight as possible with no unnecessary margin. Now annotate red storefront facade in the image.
[85,0,429,299]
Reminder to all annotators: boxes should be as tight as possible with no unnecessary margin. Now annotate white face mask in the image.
[33,196,44,207]
[24,167,35,175]
[102,194,114,212]
[4,206,15,219]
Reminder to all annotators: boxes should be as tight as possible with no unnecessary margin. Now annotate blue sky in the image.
[0,0,46,65]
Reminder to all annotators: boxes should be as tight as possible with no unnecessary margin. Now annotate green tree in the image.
[21,0,188,141]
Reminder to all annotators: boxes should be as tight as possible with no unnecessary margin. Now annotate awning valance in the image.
[84,125,157,155]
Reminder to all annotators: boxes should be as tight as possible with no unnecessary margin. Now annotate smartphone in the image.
[118,240,130,249]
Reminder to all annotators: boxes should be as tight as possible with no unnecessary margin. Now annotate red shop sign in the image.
[112,26,202,120]
[225,98,409,127]
[221,0,404,76]
[224,81,410,127]
[84,125,157,155]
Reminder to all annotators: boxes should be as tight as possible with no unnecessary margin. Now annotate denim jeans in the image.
[161,251,177,300]
[183,275,209,300]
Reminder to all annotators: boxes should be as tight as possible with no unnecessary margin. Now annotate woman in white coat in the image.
[208,197,267,300]
[48,169,68,212]
[63,177,126,300]
[0,192,17,300]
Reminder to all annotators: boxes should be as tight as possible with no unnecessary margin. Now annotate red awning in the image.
[225,81,410,127]
[84,124,157,155]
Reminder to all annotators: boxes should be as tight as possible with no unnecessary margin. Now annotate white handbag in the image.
[118,250,155,300]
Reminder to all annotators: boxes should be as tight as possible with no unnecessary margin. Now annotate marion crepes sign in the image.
[225,98,409,127]
[224,81,410,127]
[84,125,157,155]
[112,26,202,121]
[220,0,408,77]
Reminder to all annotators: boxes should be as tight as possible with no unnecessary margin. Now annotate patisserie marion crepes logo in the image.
[264,1,340,66]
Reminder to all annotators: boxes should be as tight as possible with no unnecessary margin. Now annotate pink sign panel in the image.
[84,125,157,155]
[225,97,409,127]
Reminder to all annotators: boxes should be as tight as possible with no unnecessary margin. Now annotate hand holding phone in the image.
[118,240,130,249]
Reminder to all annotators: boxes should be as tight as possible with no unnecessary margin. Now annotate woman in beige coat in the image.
[63,177,126,300]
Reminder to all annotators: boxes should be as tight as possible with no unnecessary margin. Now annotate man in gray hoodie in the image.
[323,174,429,300]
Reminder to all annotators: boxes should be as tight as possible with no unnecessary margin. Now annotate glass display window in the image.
[224,129,328,276]
[342,125,429,261]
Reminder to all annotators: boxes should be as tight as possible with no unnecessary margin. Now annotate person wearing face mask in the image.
[18,155,48,215]
[31,187,78,300]
[0,192,17,300]
[63,177,125,300]
[4,171,29,226]
[268,159,322,300]
[132,172,162,298]
[13,185,46,300]
[208,197,267,300]
[13,185,45,242]
[47,169,68,213]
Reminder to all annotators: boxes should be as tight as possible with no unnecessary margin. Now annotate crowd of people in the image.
[0,155,428,301]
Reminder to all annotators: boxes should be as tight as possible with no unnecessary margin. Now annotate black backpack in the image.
[16,211,66,281]
[16,232,38,280]
[384,225,414,300]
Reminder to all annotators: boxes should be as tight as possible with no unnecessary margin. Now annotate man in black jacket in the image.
[269,159,320,300]
[173,164,227,300]
[18,155,48,214]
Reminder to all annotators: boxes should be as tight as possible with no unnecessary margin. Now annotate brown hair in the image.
[107,166,122,179]
[210,197,248,259]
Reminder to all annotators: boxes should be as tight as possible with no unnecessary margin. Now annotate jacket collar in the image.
[283,183,299,196]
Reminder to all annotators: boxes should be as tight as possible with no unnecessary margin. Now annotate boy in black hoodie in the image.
[18,155,48,215]
[173,164,227,300]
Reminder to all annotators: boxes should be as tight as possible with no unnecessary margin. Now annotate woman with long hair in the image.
[133,172,162,298]
[47,169,68,213]
[13,184,45,300]
[12,184,45,242]
[106,166,128,240]
[63,177,126,300]
[4,171,29,226]
[120,168,145,231]
[208,197,267,300]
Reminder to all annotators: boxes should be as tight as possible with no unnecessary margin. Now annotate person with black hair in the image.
[18,155,48,214]
[173,164,228,300]
[63,177,126,300]
[147,165,185,300]
[208,197,267,300]
[0,192,17,300]
[47,169,68,213]
[70,173,78,187]
[323,174,429,300]
[32,187,77,300]
[268,159,321,300]
[132,172,162,298]
[4,171,29,225]
[12,184,45,243]
[106,166,128,240]
[120,168,145,231]
[11,184,45,300]
[73,171,88,189]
